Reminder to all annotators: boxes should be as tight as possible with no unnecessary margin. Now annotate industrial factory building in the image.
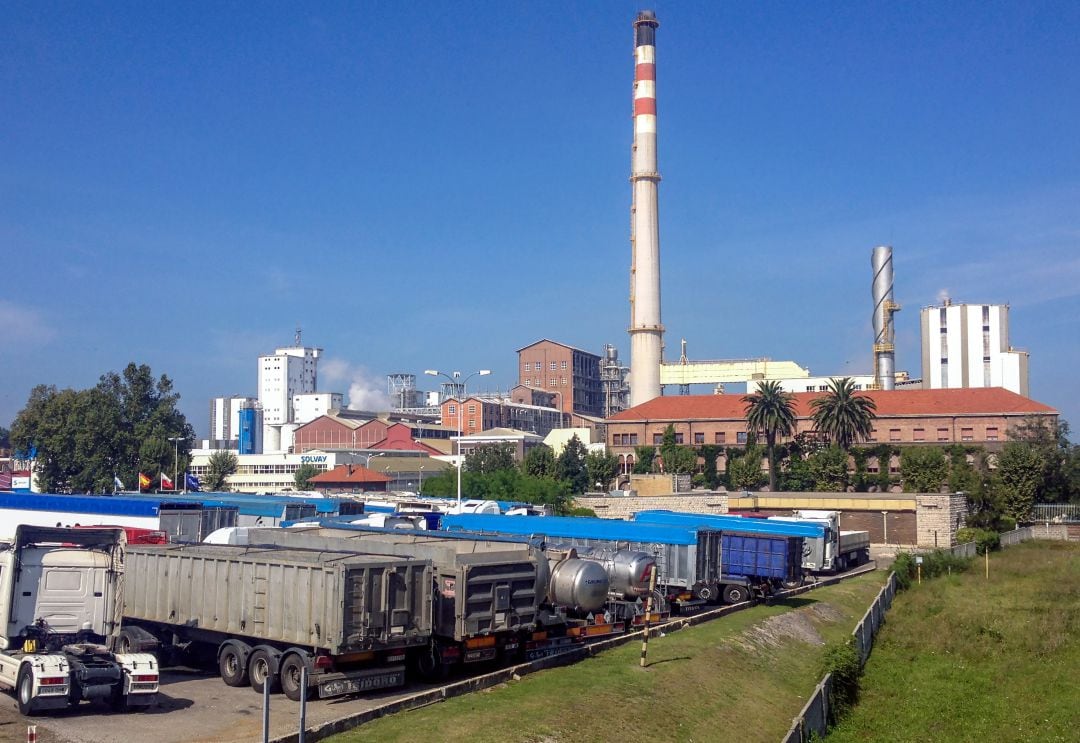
[606,387,1057,476]
[516,339,606,418]
[921,300,1029,396]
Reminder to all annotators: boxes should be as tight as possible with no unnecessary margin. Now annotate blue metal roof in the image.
[439,513,701,545]
[632,510,825,538]
[0,492,187,517]
[278,518,546,548]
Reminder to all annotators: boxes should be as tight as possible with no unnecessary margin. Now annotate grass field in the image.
[828,541,1080,743]
[328,573,886,743]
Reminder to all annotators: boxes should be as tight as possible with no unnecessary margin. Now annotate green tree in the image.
[808,446,849,491]
[1008,416,1073,502]
[585,449,619,492]
[632,445,656,474]
[555,435,590,494]
[0,425,10,450]
[900,446,950,493]
[996,441,1045,522]
[204,450,239,492]
[657,424,698,475]
[727,445,765,490]
[521,445,556,479]
[810,378,877,450]
[294,463,320,490]
[699,445,722,489]
[743,381,797,492]
[465,443,516,474]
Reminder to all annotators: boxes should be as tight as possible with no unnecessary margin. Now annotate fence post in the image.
[299,665,308,743]
[262,678,270,743]
[639,564,658,668]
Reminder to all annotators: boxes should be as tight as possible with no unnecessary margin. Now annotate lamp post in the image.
[419,464,425,496]
[425,368,491,507]
[168,436,184,493]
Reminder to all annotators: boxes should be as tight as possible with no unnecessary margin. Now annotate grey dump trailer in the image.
[240,526,612,675]
[122,542,432,700]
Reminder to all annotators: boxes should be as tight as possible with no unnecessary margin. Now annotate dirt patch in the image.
[732,602,847,652]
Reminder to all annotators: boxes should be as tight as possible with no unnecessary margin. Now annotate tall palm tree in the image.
[810,378,877,450]
[743,381,797,491]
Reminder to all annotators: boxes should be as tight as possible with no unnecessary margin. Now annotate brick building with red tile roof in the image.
[606,387,1057,475]
[308,463,392,494]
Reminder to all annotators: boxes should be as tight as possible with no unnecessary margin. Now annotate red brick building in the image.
[293,411,450,454]
[309,464,391,494]
[517,339,604,418]
[438,396,563,438]
[606,387,1057,474]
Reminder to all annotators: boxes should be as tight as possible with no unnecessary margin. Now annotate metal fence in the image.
[1031,504,1080,522]
[948,541,977,558]
[1000,524,1071,546]
[781,572,897,743]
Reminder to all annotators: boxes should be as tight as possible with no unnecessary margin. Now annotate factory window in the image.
[913,428,926,442]
[961,427,974,441]
[869,429,877,442]
[819,385,829,392]
[549,378,557,387]
[550,362,557,371]
[715,432,726,444]
[937,427,950,441]
[694,432,705,444]
[448,404,456,416]
[986,427,999,441]
[674,433,684,444]
[468,419,476,429]
[468,404,476,414]
[629,434,638,445]
[524,378,531,386]
[653,434,663,445]
[561,361,567,370]
[561,377,567,385]
[736,432,747,444]
[889,429,901,442]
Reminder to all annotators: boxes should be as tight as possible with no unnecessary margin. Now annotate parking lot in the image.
[0,666,427,743]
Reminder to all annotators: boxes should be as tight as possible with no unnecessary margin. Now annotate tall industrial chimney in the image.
[871,245,901,390]
[628,10,664,407]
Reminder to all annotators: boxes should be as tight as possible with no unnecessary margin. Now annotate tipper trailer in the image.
[0,526,158,715]
[122,542,432,700]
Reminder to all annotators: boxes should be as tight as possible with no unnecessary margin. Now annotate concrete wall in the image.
[574,489,968,548]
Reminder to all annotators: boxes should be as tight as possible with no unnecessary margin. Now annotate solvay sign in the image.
[300,455,328,464]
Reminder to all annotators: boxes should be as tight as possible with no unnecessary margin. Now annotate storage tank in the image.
[547,554,609,612]
[577,547,655,599]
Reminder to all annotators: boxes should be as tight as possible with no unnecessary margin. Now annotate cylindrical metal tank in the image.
[567,546,655,599]
[548,558,609,613]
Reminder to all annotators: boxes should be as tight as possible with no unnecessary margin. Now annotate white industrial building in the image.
[258,339,323,453]
[747,372,917,395]
[920,300,1029,396]
[208,396,260,450]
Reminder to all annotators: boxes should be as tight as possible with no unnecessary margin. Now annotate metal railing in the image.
[1030,504,1080,522]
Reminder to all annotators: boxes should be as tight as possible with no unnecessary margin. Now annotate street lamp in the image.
[425,368,491,507]
[168,436,184,493]
[363,452,386,467]
[419,464,425,496]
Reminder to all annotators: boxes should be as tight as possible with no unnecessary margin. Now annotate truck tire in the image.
[692,582,718,603]
[249,649,281,695]
[17,665,37,716]
[415,644,449,682]
[722,585,749,605]
[279,654,308,702]
[219,643,250,687]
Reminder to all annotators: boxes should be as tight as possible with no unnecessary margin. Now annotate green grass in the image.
[828,541,1080,743]
[329,574,886,743]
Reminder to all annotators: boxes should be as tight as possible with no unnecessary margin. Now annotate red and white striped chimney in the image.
[629,10,664,406]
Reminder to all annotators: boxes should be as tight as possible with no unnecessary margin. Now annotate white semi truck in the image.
[770,510,871,572]
[0,526,159,714]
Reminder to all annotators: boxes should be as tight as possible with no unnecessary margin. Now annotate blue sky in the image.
[3,1,1078,438]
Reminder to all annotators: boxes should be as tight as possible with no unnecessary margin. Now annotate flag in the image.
[160,472,175,490]
[113,475,125,491]
[185,473,201,492]
[138,472,151,490]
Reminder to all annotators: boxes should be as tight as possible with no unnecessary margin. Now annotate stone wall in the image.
[915,492,969,548]
[576,492,729,520]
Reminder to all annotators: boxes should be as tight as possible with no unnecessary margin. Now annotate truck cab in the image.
[0,526,158,714]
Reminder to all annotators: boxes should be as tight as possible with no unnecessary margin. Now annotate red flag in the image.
[160,473,174,490]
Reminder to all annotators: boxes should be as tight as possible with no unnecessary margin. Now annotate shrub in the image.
[821,638,862,724]
[565,507,597,518]
[955,527,1001,554]
[892,548,972,590]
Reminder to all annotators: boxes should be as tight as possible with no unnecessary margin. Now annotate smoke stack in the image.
[628,10,664,407]
[871,245,901,390]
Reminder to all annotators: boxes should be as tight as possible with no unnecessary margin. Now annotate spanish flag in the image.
[138,472,151,490]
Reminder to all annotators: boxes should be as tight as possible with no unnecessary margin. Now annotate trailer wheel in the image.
[17,665,37,716]
[723,585,749,605]
[219,644,249,687]
[414,644,449,682]
[279,654,308,702]
[249,650,281,695]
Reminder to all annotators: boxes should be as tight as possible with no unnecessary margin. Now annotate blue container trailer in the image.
[439,513,803,606]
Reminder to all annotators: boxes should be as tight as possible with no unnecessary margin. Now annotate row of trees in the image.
[8,364,195,494]
[420,434,615,514]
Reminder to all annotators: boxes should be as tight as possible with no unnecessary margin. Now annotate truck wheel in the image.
[692,582,717,603]
[279,654,308,702]
[415,644,449,682]
[249,650,281,695]
[17,666,37,716]
[219,644,249,687]
[723,585,749,605]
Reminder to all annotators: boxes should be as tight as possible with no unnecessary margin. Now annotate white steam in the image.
[320,357,392,412]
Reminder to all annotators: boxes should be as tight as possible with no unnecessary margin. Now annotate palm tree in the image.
[810,378,877,450]
[743,381,797,491]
